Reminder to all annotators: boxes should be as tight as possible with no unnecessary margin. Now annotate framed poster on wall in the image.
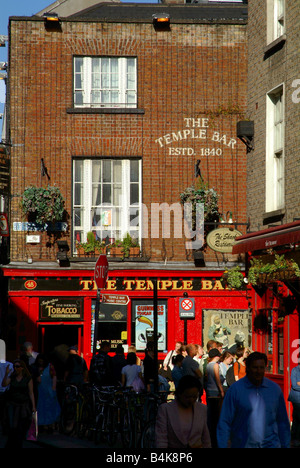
[131,300,168,352]
[202,309,252,353]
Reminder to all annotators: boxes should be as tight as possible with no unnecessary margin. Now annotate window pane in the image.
[103,185,111,204]
[130,160,139,182]
[130,184,139,205]
[103,160,111,182]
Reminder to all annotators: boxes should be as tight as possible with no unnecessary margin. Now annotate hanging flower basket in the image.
[222,254,300,290]
[21,185,65,225]
[248,255,300,286]
[180,180,221,250]
[221,266,245,290]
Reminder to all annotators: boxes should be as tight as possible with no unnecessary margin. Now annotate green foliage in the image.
[21,185,65,224]
[222,266,244,289]
[248,254,300,285]
[77,232,106,254]
[180,179,220,224]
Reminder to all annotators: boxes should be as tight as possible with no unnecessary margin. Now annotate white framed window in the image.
[73,159,142,252]
[267,0,285,44]
[74,56,137,108]
[266,85,284,212]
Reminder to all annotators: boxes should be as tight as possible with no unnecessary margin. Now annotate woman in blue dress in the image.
[37,360,61,432]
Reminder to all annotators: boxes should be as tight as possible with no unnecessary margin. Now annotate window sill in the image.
[262,208,285,225]
[264,34,286,58]
[67,107,145,115]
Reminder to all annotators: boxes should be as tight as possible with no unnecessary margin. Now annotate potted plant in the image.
[180,179,221,254]
[76,232,106,257]
[248,254,300,285]
[180,179,220,227]
[122,233,140,258]
[108,234,140,259]
[108,239,124,258]
[21,185,65,225]
[221,266,245,290]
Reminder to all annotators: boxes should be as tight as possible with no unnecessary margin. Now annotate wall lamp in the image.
[237,121,254,153]
[57,240,70,267]
[152,13,170,29]
[43,12,61,31]
[43,12,60,22]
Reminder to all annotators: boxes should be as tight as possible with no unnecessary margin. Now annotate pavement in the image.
[0,430,121,449]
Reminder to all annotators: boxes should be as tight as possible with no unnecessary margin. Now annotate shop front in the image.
[233,220,300,417]
[2,266,249,367]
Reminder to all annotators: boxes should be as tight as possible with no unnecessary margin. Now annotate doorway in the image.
[38,324,83,356]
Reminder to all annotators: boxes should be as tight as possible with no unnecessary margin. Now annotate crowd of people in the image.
[0,338,299,449]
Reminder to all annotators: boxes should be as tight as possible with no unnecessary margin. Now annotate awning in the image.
[232,220,300,254]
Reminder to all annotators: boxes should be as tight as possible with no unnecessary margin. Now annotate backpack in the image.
[226,363,240,387]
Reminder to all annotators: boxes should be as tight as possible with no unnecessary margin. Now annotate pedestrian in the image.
[199,340,217,377]
[112,344,126,385]
[2,359,36,448]
[217,351,291,448]
[121,352,144,392]
[143,341,157,392]
[20,342,38,368]
[288,362,300,447]
[218,351,234,394]
[64,345,88,386]
[89,341,115,387]
[36,358,61,433]
[163,341,183,374]
[0,355,13,435]
[233,346,249,381]
[182,344,203,383]
[155,375,211,448]
[171,354,184,390]
[194,344,204,366]
[205,348,223,447]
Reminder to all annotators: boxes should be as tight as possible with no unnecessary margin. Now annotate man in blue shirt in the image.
[217,352,291,448]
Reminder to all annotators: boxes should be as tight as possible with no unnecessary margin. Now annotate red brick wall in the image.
[8,17,247,263]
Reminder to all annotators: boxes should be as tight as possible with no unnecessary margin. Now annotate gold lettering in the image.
[136,280,146,290]
[106,280,117,290]
[160,280,173,290]
[123,280,136,290]
[201,280,212,290]
[182,280,193,290]
[172,280,183,290]
[212,280,224,290]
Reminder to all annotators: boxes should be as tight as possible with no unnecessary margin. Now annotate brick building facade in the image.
[0,1,249,364]
[232,0,300,411]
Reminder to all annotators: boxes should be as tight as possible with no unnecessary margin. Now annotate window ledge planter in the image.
[107,234,140,260]
[76,232,106,258]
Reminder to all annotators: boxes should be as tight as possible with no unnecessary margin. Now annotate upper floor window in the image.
[73,158,141,253]
[267,0,285,44]
[266,85,284,212]
[74,57,137,108]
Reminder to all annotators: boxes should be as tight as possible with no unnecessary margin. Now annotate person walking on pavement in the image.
[64,345,88,386]
[217,352,291,448]
[2,359,36,448]
[155,375,211,448]
[182,344,203,382]
[89,341,115,387]
[288,361,300,447]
